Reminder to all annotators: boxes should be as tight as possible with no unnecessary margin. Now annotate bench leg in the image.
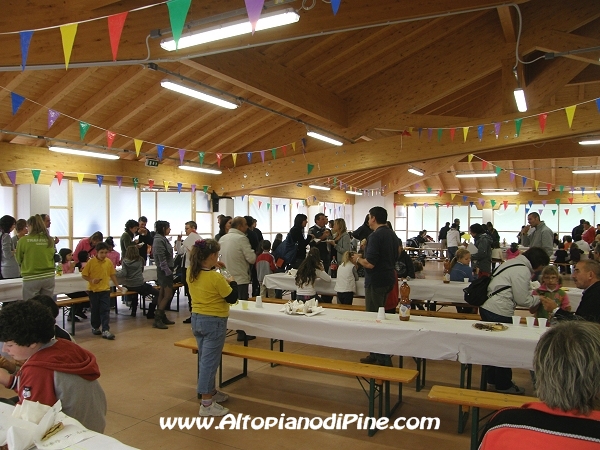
[367,378,377,437]
[218,339,249,388]
[70,306,76,336]
[458,363,472,433]
[270,339,284,367]
[413,357,426,391]
[470,406,480,450]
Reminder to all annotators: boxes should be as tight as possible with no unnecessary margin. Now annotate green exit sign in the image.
[145,158,159,167]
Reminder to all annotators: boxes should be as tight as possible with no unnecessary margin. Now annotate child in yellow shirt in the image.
[82,242,122,340]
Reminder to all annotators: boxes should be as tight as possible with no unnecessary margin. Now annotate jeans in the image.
[90,290,111,331]
[479,308,513,389]
[192,314,228,395]
[447,246,458,260]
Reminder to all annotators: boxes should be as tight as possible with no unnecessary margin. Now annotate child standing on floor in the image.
[529,265,570,320]
[256,240,277,298]
[81,242,122,340]
[59,248,75,274]
[554,242,570,274]
[448,248,474,282]
[505,242,520,260]
[335,251,358,305]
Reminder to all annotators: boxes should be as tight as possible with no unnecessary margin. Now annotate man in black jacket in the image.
[571,219,585,242]
[540,259,600,323]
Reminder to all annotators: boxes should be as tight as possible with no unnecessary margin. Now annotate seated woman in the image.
[295,247,331,302]
[479,321,600,449]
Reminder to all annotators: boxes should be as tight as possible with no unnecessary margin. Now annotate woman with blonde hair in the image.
[327,218,351,263]
[16,215,56,299]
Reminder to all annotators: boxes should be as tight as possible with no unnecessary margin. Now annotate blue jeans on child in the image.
[90,290,111,331]
[192,313,228,395]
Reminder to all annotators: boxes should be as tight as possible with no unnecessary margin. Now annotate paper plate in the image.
[472,322,508,332]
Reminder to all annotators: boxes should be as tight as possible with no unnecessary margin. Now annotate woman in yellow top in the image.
[187,239,238,417]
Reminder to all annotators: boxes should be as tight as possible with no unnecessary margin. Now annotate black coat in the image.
[555,280,600,323]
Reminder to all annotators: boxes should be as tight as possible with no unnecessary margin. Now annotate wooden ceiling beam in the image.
[181,50,348,128]
[497,6,517,43]
[213,101,600,194]
[536,31,600,66]
[378,156,465,194]
[471,141,600,161]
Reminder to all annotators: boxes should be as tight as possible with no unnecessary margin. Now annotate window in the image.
[73,183,107,237]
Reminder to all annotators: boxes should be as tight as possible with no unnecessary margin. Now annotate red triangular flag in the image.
[148,179,154,189]
[107,12,128,61]
[568,197,574,204]
[482,160,488,170]
[538,114,547,133]
[216,153,222,167]
[56,172,64,185]
[107,130,116,148]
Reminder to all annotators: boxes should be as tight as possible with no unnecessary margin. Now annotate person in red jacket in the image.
[0,300,107,432]
[479,321,600,449]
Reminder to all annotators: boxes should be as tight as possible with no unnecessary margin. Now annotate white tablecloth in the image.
[263,273,583,310]
[0,266,157,301]
[228,302,545,370]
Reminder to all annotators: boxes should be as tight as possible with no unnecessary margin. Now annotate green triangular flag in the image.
[514,118,522,137]
[559,185,564,193]
[552,209,557,216]
[434,202,439,208]
[79,122,90,141]
[426,186,432,193]
[166,0,191,50]
[490,199,497,207]
[133,177,138,189]
[203,185,208,193]
[31,169,41,184]
[199,152,205,165]
[437,129,443,142]
[495,166,502,175]
[271,148,276,160]
[267,203,271,210]
[555,198,560,205]
[307,164,314,174]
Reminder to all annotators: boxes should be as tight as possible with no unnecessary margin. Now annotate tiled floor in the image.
[1,261,549,449]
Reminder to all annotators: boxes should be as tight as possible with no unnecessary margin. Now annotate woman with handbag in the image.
[187,238,238,417]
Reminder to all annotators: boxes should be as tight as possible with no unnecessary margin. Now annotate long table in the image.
[0,266,157,301]
[228,302,545,370]
[263,273,583,310]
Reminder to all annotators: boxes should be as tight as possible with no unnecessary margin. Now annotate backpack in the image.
[463,263,525,306]
[272,233,298,268]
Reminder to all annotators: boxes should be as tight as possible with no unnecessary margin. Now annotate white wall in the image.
[353,182,395,230]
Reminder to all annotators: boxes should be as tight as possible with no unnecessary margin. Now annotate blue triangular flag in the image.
[462,195,468,202]
[477,125,484,141]
[11,92,25,115]
[522,176,527,187]
[596,98,600,112]
[469,202,474,207]
[528,200,533,207]
[592,205,596,212]
[20,31,33,71]
[331,0,341,14]
[157,145,164,161]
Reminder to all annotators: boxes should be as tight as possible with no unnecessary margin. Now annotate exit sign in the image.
[145,158,159,167]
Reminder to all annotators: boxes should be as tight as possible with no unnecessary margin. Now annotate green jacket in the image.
[16,233,56,281]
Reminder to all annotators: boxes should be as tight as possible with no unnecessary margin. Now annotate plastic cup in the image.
[537,318,547,328]
[377,306,386,320]
[74,267,80,274]
[241,301,249,310]
[526,316,535,327]
[512,316,521,326]
[255,296,263,308]
[464,278,469,283]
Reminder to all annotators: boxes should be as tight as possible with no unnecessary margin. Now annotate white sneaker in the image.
[199,402,229,417]
[102,330,115,340]
[212,391,229,403]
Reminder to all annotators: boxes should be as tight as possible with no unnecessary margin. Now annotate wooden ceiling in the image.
[1,0,600,202]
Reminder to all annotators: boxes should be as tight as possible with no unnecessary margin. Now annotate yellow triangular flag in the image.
[291,142,296,152]
[249,197,254,205]
[577,207,583,214]
[534,180,539,190]
[565,105,576,128]
[77,173,84,184]
[60,24,78,70]
[163,181,169,191]
[232,153,237,167]
[134,139,143,157]
[468,154,474,162]
[451,193,456,200]
[462,127,469,142]
[515,202,520,211]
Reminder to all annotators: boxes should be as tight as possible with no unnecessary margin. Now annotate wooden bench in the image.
[175,338,418,436]
[428,385,538,450]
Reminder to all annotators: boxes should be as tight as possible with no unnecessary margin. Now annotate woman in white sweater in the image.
[335,251,358,305]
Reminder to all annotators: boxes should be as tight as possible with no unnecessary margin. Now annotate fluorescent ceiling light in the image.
[513,88,527,112]
[404,193,437,197]
[572,169,600,174]
[308,184,330,191]
[408,168,424,176]
[179,165,222,175]
[49,146,119,160]
[481,191,519,196]
[455,173,498,178]
[345,190,363,195]
[579,139,600,145]
[160,9,300,51]
[161,80,238,109]
[307,131,343,146]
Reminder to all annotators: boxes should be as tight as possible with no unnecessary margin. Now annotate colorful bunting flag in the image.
[482,160,488,170]
[437,129,443,142]
[515,118,522,137]
[307,164,314,174]
[133,177,138,189]
[568,197,574,204]
[260,150,265,163]
[59,23,78,69]
[462,127,469,142]
[191,184,196,193]
[48,109,60,129]
[510,172,515,182]
[157,145,164,161]
[246,152,251,163]
[107,130,116,149]
[449,128,455,142]
[552,210,556,216]
[462,195,468,202]
[565,105,576,128]
[77,173,84,183]
[116,176,122,187]
[79,122,90,141]
[534,180,539,190]
[177,182,182,193]
[244,0,265,33]
[56,172,64,185]
[427,128,433,141]
[148,179,154,189]
[19,31,33,71]
[96,175,103,187]
[555,198,560,205]
[31,170,41,184]
[494,122,500,139]
[167,0,192,49]
[271,148,276,160]
[565,209,569,215]
[468,154,473,163]
[503,200,508,210]
[7,171,16,185]
[11,92,25,115]
[178,149,185,165]
[199,152,205,165]
[107,12,128,61]
[577,207,583,214]
[163,181,169,191]
[203,185,208,193]
[542,200,547,206]
[330,0,341,14]
[539,113,547,133]
[134,139,143,157]
[215,153,222,167]
[495,166,502,175]
[477,125,484,141]
[528,200,533,208]
[559,185,564,193]
[490,199,496,207]
[232,153,237,167]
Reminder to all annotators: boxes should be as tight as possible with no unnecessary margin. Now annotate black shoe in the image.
[236,332,256,342]
[183,317,192,324]
[360,355,381,365]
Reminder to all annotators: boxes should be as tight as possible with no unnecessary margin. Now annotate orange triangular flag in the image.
[565,105,576,128]
[60,24,78,70]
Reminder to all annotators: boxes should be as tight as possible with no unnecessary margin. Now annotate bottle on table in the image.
[55,262,63,276]
[330,256,338,278]
[399,279,411,321]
